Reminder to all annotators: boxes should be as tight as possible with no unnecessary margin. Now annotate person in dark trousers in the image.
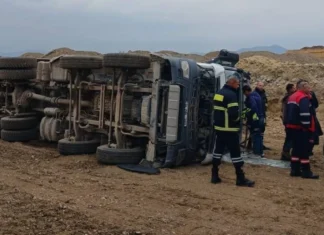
[246,81,269,151]
[280,83,296,161]
[309,89,323,156]
[254,81,270,150]
[285,80,319,179]
[242,85,265,158]
[211,75,255,187]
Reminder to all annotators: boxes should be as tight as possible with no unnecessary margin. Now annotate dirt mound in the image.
[239,55,324,111]
[42,47,102,59]
[20,52,44,58]
[288,45,324,60]
[204,51,219,59]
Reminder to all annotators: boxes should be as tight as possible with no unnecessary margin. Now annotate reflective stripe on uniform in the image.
[214,106,226,111]
[227,102,238,108]
[231,157,243,163]
[300,113,310,116]
[301,121,310,124]
[213,153,222,159]
[214,94,224,101]
[214,106,239,131]
[214,126,239,131]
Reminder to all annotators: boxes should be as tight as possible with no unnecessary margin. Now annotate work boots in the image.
[301,164,319,179]
[302,171,319,179]
[290,161,301,177]
[235,168,255,187]
[211,167,222,184]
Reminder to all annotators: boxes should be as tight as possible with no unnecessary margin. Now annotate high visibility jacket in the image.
[284,90,315,132]
[213,85,240,132]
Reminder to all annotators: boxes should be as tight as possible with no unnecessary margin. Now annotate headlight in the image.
[181,61,190,79]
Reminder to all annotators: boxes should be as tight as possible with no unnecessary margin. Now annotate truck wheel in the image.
[96,145,145,164]
[0,58,37,69]
[0,69,36,80]
[58,138,101,155]
[103,53,150,69]
[59,55,103,69]
[1,116,38,130]
[1,128,38,142]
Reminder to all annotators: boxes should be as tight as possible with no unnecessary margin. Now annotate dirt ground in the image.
[1,118,324,235]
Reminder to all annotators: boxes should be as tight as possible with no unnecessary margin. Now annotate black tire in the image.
[59,55,103,69]
[1,116,38,130]
[58,138,101,155]
[0,58,37,69]
[1,128,38,142]
[96,145,145,164]
[0,69,36,80]
[103,53,151,69]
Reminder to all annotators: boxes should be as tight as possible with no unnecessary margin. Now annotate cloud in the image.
[1,0,324,53]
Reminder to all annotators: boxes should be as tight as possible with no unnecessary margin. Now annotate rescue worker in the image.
[280,83,296,161]
[211,74,255,187]
[309,89,323,157]
[242,85,265,158]
[285,80,319,179]
[254,81,270,150]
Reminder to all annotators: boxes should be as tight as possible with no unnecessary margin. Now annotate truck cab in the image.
[198,49,251,165]
[152,50,250,168]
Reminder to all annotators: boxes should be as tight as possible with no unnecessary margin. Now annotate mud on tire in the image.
[1,128,38,142]
[96,145,145,164]
[59,55,103,69]
[103,53,151,69]
[58,138,101,155]
[0,58,37,69]
[1,116,38,130]
[0,69,36,80]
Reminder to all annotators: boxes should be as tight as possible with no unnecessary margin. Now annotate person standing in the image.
[254,81,270,150]
[280,83,296,161]
[211,75,255,187]
[309,90,323,157]
[284,80,319,179]
[242,85,265,158]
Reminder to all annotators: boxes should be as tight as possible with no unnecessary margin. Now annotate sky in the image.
[1,0,324,54]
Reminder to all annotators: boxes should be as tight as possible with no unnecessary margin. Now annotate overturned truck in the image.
[0,50,250,168]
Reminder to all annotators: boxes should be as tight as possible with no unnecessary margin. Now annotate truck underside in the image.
[0,51,289,169]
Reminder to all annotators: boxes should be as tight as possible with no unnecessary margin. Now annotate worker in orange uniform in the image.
[284,80,319,179]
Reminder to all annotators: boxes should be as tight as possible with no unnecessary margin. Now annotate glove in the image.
[241,108,251,119]
[252,113,259,121]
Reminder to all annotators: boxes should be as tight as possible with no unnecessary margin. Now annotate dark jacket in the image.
[310,91,319,110]
[281,92,294,124]
[244,91,264,126]
[285,90,315,132]
[213,84,240,132]
[255,88,268,117]
[309,91,323,139]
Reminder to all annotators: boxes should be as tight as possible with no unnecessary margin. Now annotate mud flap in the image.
[222,153,290,169]
[117,164,160,175]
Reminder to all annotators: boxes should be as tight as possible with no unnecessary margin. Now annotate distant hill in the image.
[236,45,287,54]
[0,50,46,57]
